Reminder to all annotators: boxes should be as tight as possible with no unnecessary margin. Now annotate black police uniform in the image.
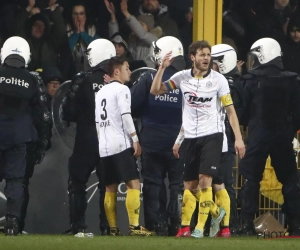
[0,55,50,235]
[19,67,63,232]
[131,63,184,235]
[216,71,243,234]
[239,60,300,236]
[62,61,109,234]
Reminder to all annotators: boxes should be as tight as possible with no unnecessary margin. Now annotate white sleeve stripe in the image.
[121,112,131,116]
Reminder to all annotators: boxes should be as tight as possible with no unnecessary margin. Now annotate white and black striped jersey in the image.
[95,81,132,157]
[163,69,233,139]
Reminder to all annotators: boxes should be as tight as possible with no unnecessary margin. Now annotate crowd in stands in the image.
[1,0,299,78]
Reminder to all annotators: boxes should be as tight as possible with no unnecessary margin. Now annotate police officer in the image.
[0,36,50,236]
[211,44,244,236]
[130,36,185,236]
[19,66,64,233]
[62,39,116,235]
[239,38,300,236]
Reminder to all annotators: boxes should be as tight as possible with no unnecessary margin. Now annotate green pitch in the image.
[1,235,300,250]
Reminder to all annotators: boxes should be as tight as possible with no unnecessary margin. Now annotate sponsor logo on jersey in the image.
[206,81,213,88]
[184,91,213,105]
[0,77,29,88]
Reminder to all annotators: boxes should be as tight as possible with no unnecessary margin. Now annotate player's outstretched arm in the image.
[150,52,174,95]
[225,105,246,159]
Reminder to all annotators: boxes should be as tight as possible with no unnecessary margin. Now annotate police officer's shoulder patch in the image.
[30,71,40,76]
[132,71,151,86]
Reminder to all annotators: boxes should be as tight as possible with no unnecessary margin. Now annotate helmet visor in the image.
[247,46,262,71]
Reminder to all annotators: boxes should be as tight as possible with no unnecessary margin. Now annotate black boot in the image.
[100,226,110,235]
[287,216,300,236]
[154,223,168,236]
[4,217,19,236]
[168,222,180,236]
[238,218,256,236]
[63,225,86,235]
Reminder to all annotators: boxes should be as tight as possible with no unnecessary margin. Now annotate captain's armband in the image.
[220,93,233,107]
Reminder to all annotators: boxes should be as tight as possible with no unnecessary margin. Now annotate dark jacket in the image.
[281,15,300,74]
[0,63,50,145]
[138,4,180,39]
[131,65,182,150]
[14,8,67,72]
[242,61,300,131]
[63,61,109,153]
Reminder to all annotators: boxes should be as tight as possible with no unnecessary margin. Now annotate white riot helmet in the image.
[247,37,282,70]
[211,44,237,75]
[86,39,116,67]
[151,36,184,65]
[1,36,31,66]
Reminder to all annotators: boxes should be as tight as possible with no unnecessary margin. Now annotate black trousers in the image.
[0,143,26,219]
[239,122,299,218]
[217,151,239,229]
[141,147,184,230]
[68,151,108,230]
[19,143,40,231]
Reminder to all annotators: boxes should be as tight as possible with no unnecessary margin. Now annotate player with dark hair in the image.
[151,40,245,238]
[96,56,155,236]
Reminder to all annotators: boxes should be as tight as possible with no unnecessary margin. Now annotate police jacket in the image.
[224,70,243,153]
[242,60,300,130]
[0,62,50,146]
[63,60,108,153]
[131,65,182,150]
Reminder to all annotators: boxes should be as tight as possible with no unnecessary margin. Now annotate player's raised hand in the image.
[235,138,245,159]
[133,141,142,157]
[160,51,174,69]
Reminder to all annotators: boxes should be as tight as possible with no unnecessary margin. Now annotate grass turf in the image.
[1,235,300,250]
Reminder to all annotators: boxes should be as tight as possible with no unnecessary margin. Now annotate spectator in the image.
[259,0,294,45]
[14,0,67,72]
[0,1,20,42]
[111,33,130,58]
[282,15,300,74]
[179,6,192,68]
[66,2,100,73]
[137,0,180,39]
[110,33,147,71]
[105,0,162,67]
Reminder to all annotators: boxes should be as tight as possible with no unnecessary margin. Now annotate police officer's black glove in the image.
[34,148,46,164]
[34,139,48,164]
